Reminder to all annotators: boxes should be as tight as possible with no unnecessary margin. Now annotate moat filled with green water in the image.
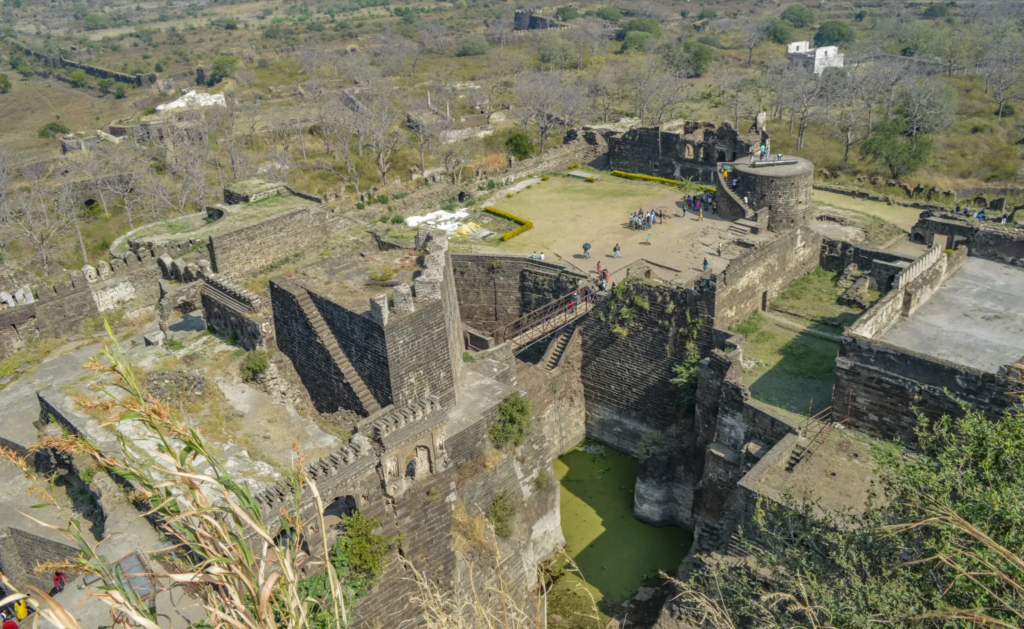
[549,441,692,624]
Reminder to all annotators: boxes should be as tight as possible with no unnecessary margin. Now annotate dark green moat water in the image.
[550,441,692,621]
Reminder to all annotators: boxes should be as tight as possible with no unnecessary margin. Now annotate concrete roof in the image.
[881,257,1024,372]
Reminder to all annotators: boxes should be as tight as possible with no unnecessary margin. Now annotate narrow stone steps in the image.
[544,330,572,371]
[294,289,381,415]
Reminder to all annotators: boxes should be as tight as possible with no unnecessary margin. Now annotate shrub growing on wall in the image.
[240,349,270,382]
[487,492,516,538]
[488,392,532,449]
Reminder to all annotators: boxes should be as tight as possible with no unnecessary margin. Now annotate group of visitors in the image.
[683,193,715,219]
[529,251,547,261]
[750,145,784,163]
[629,208,661,230]
[955,204,1007,224]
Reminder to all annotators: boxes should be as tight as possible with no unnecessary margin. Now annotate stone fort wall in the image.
[713,227,823,331]
[911,211,1024,266]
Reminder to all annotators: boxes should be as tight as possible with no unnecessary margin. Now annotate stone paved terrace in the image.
[116,185,323,253]
[880,257,1024,372]
[750,428,881,517]
[289,249,424,313]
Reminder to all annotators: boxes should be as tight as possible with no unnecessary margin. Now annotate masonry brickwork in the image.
[911,210,1024,265]
[0,527,82,594]
[714,227,823,331]
[450,254,587,338]
[578,280,716,456]
[607,121,762,185]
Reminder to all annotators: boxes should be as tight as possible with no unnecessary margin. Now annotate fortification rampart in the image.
[607,121,762,185]
[911,211,1024,265]
[9,40,149,87]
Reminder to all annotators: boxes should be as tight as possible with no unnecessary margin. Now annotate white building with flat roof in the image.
[786,41,844,74]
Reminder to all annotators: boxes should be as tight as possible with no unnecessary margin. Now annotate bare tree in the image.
[516,71,565,154]
[419,20,453,54]
[980,29,1024,119]
[741,21,769,66]
[485,51,530,113]
[822,69,871,164]
[240,96,263,147]
[565,18,608,69]
[406,100,443,176]
[369,33,421,82]
[718,67,754,131]
[104,142,151,230]
[55,183,87,265]
[358,79,403,185]
[1,181,74,275]
[79,150,112,218]
[784,67,823,151]
[266,108,297,182]
[896,77,958,139]
[157,126,212,215]
[632,55,684,125]
[487,16,514,51]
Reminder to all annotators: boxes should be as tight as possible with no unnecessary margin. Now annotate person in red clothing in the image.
[4,618,20,629]
[52,571,66,593]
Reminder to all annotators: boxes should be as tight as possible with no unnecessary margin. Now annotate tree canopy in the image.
[780,4,815,29]
[814,20,856,47]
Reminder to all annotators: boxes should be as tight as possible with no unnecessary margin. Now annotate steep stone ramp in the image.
[293,287,382,415]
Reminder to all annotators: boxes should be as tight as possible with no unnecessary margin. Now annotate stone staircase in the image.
[543,328,573,371]
[294,289,381,415]
[727,218,760,238]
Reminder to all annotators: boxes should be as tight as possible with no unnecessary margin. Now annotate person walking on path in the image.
[613,243,621,258]
[52,572,66,594]
[12,602,26,622]
[698,208,704,221]
[703,258,709,271]
[596,260,602,275]
[582,243,591,258]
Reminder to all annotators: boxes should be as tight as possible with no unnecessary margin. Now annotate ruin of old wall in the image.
[607,123,755,185]
[270,279,371,414]
[384,294,459,408]
[33,250,163,340]
[578,280,716,455]
[0,304,37,358]
[207,206,338,278]
[819,237,915,273]
[450,254,586,335]
[912,214,1024,265]
[200,276,269,351]
[0,527,82,593]
[834,336,1021,444]
[714,227,823,331]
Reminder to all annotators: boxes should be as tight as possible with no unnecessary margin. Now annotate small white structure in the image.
[786,41,844,75]
[156,90,227,113]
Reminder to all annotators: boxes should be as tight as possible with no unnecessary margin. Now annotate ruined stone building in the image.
[5,119,1024,626]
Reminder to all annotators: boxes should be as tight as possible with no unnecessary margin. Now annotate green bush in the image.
[505,130,533,160]
[766,19,794,44]
[240,349,270,382]
[541,175,549,181]
[621,17,660,37]
[923,4,949,19]
[208,55,238,84]
[595,6,623,23]
[69,68,90,88]
[814,20,855,47]
[0,73,11,94]
[487,492,517,538]
[685,41,713,76]
[639,430,662,457]
[556,6,579,21]
[37,121,70,139]
[697,8,717,20]
[621,30,656,53]
[585,176,596,183]
[165,336,185,351]
[488,392,532,449]
[780,4,815,28]
[455,34,489,57]
[534,470,552,489]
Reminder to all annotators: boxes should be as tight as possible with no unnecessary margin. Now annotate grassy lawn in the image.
[813,190,927,234]
[770,267,874,329]
[550,442,692,627]
[487,173,683,256]
[733,311,839,419]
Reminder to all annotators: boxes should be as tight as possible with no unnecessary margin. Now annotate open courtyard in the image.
[482,173,769,283]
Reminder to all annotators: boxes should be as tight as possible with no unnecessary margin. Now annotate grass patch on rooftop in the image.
[770,267,869,328]
[733,311,838,419]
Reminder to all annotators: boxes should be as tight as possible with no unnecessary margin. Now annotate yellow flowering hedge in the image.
[610,170,716,193]
[484,206,534,241]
